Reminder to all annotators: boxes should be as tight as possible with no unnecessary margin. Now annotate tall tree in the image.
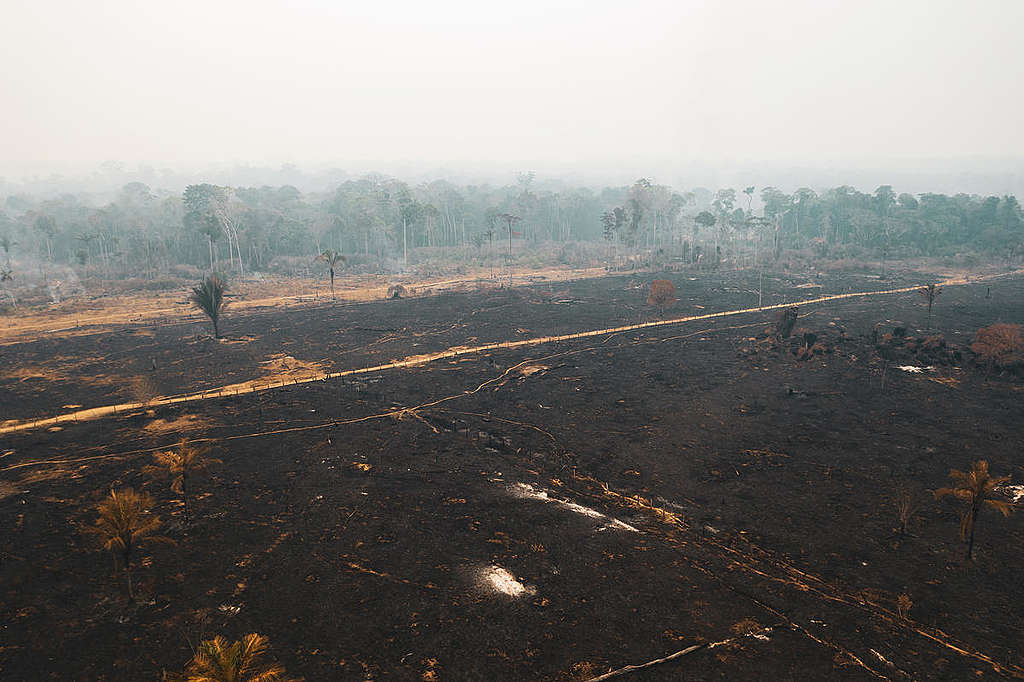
[317,250,345,300]
[0,234,17,264]
[743,186,755,214]
[498,213,521,260]
[918,284,941,329]
[394,184,422,268]
[184,184,223,269]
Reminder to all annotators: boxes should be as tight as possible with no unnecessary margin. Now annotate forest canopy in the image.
[1,176,1021,280]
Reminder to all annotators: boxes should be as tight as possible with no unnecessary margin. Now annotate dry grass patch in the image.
[260,352,325,378]
[143,414,215,435]
[0,480,22,500]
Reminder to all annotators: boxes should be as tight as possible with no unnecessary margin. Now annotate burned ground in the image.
[1,269,1023,680]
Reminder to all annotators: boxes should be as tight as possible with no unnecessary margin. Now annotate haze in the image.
[2,0,1023,179]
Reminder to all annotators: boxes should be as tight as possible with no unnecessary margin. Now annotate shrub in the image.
[646,279,676,313]
[970,323,1024,372]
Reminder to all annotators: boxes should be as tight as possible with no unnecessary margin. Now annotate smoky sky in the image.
[2,0,1023,175]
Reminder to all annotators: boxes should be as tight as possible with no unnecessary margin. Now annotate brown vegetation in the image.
[143,439,221,527]
[169,633,301,682]
[896,594,913,620]
[935,460,1013,560]
[970,323,1024,372]
[88,488,168,601]
[646,279,676,313]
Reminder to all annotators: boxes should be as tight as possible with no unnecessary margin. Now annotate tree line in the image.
[1,175,1022,278]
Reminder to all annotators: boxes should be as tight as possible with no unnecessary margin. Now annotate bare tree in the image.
[893,487,916,538]
[498,213,521,260]
[918,284,941,330]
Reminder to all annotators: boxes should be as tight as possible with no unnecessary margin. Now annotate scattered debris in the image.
[739,315,844,361]
[877,330,961,366]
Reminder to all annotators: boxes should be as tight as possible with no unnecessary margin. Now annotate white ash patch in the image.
[601,518,641,533]
[510,482,551,502]
[509,482,638,532]
[897,365,934,373]
[480,566,534,598]
[998,484,1024,503]
[559,499,605,519]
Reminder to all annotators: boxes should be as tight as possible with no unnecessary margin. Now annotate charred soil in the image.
[2,268,1023,680]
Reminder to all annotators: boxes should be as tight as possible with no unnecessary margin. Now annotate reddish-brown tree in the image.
[647,279,676,314]
[970,323,1023,372]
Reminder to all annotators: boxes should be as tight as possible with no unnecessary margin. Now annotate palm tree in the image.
[191,274,228,338]
[918,284,941,330]
[144,440,221,527]
[175,633,301,682]
[317,250,345,300]
[89,488,167,601]
[935,460,1013,560]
